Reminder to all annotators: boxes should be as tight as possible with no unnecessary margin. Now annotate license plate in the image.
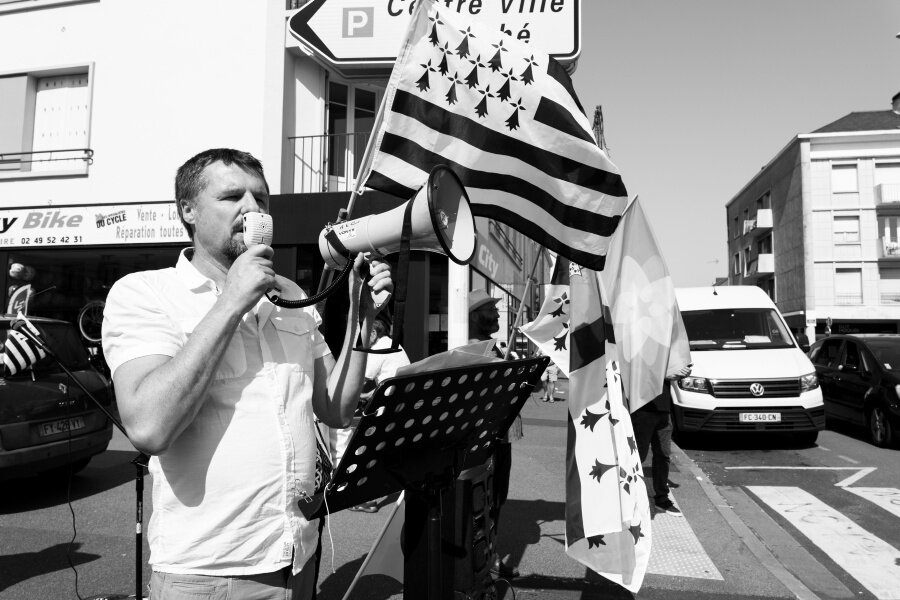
[739,412,781,423]
[39,417,86,437]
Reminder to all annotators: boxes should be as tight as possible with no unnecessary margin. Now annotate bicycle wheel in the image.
[78,300,105,344]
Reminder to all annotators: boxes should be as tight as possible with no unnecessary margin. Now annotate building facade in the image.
[0,0,565,361]
[726,93,900,342]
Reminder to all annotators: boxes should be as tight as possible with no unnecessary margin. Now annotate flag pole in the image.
[504,248,545,359]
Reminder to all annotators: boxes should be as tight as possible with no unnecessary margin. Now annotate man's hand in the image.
[666,364,693,380]
[221,244,279,315]
[351,255,394,321]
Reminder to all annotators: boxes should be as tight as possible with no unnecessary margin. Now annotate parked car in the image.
[0,314,114,480]
[808,334,900,448]
[671,286,824,444]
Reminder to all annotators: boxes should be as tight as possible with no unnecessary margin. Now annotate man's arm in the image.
[112,246,276,454]
[312,256,393,428]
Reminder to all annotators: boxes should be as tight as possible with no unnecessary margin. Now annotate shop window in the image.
[0,68,92,177]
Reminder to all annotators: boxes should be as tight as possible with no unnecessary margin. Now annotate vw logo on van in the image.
[749,383,765,397]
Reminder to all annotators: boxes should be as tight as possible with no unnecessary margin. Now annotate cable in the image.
[61,371,86,600]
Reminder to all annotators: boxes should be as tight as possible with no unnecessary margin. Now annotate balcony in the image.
[875,183,900,216]
[742,253,774,281]
[289,132,372,194]
[835,293,863,306]
[742,209,772,236]
[0,148,93,179]
[878,238,900,262]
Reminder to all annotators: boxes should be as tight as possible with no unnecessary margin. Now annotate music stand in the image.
[315,355,548,600]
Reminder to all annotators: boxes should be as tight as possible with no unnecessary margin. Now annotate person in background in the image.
[102,148,393,600]
[342,315,411,513]
[631,363,692,517]
[468,289,521,579]
[541,361,559,402]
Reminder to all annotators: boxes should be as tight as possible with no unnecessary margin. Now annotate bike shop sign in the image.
[0,203,189,248]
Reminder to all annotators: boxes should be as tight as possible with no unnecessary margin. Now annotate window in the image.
[326,81,381,184]
[757,192,771,210]
[732,252,740,276]
[833,215,860,244]
[742,246,751,277]
[831,164,858,193]
[0,67,92,177]
[757,234,772,254]
[732,215,739,239]
[812,339,843,367]
[835,268,862,305]
[875,163,900,186]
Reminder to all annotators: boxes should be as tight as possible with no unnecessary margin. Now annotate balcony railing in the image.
[289,132,372,194]
[881,239,900,258]
[877,183,900,205]
[835,293,863,305]
[0,148,93,175]
[880,292,900,305]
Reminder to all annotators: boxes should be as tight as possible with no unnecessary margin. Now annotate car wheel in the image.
[867,403,895,448]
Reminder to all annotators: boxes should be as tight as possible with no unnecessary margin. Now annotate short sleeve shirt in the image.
[102,249,330,576]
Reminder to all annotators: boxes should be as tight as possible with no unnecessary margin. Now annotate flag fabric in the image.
[2,312,47,376]
[598,198,691,413]
[6,283,32,315]
[519,253,572,375]
[341,493,406,600]
[564,265,651,593]
[360,0,628,271]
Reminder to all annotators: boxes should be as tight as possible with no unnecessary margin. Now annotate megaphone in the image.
[318,165,476,269]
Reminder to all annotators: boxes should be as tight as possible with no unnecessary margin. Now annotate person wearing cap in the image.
[467,289,521,579]
[340,315,411,513]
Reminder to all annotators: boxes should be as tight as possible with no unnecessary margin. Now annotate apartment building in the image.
[726,93,900,342]
[0,0,562,359]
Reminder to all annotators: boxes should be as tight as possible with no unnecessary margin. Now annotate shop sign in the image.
[475,230,519,284]
[0,203,189,248]
[288,0,580,69]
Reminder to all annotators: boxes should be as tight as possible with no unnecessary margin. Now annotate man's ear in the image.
[180,200,196,227]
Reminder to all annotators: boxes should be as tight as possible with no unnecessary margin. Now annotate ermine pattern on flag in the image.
[2,312,47,376]
[563,265,651,592]
[361,0,628,271]
[520,254,572,375]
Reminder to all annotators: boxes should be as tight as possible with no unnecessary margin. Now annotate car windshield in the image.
[0,321,91,376]
[863,339,900,371]
[681,308,795,351]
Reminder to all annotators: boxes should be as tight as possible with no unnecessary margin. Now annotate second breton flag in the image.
[361,0,628,271]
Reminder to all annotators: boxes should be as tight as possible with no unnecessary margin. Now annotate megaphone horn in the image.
[318,165,477,269]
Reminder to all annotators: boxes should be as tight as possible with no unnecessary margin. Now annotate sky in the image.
[570,0,900,287]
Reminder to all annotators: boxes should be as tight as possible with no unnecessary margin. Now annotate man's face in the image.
[181,161,270,264]
[471,302,500,335]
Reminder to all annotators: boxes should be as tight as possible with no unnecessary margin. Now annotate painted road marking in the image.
[837,454,859,465]
[749,486,900,600]
[725,466,877,488]
[845,487,900,520]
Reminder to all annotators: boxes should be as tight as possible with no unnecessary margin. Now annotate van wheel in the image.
[867,403,895,448]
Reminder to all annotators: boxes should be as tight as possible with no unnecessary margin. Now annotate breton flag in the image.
[598,198,691,413]
[2,312,48,377]
[565,266,651,592]
[519,253,572,375]
[522,266,651,592]
[360,0,628,271]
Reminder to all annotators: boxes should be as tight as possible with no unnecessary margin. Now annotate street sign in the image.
[288,0,580,69]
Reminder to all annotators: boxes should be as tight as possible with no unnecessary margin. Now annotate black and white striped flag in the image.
[2,312,47,377]
[361,0,627,271]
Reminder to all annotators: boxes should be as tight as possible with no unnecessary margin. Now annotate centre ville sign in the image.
[288,0,580,73]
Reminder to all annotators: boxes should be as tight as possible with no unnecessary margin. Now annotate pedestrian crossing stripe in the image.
[843,487,900,520]
[748,485,900,600]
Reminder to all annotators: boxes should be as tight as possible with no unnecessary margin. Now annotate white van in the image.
[671,286,824,443]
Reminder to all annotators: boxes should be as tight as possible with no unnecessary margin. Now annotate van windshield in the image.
[681,308,795,351]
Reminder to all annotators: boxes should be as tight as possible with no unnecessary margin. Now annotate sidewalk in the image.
[316,390,804,600]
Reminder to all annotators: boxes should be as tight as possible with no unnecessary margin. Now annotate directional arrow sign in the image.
[288,0,580,68]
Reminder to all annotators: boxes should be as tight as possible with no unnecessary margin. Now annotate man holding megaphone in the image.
[102,148,393,600]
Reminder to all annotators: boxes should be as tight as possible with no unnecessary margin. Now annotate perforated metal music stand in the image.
[315,355,548,600]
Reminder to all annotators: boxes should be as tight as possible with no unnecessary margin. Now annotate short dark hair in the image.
[174,148,268,239]
[372,319,390,339]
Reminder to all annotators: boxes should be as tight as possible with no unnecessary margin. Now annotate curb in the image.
[670,442,822,600]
